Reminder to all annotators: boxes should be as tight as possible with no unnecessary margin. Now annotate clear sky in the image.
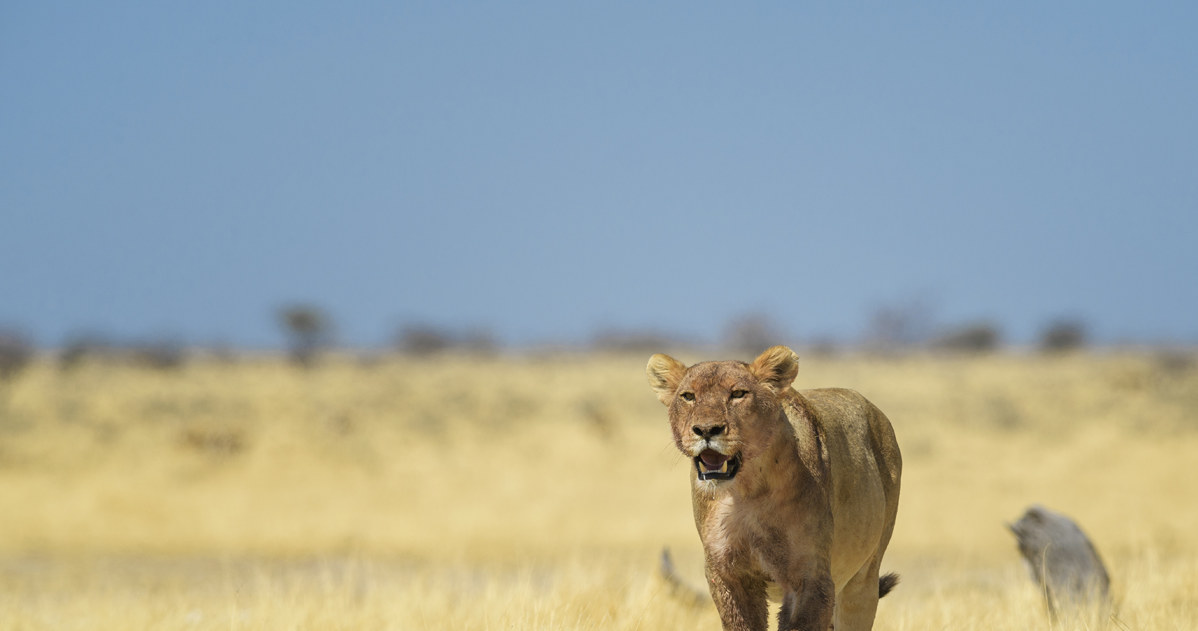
[3,3,1196,349]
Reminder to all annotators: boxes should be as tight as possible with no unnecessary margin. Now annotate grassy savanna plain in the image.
[1,350,1197,630]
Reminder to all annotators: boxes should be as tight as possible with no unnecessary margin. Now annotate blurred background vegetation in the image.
[0,297,1112,383]
[1,306,1195,629]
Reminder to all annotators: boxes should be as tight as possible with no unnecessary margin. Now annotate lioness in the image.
[647,346,901,631]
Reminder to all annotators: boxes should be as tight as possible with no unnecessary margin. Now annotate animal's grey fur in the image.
[1008,505,1111,620]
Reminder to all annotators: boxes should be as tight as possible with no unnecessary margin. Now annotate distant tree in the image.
[932,322,1002,353]
[723,313,785,357]
[1040,319,1087,353]
[278,305,333,366]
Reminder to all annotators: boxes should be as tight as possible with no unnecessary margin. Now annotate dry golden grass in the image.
[1,350,1196,629]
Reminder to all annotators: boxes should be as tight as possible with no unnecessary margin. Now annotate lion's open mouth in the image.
[694,449,741,481]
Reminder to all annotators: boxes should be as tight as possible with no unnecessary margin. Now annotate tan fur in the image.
[647,346,901,631]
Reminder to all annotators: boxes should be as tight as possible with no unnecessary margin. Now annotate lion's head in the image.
[646,346,800,485]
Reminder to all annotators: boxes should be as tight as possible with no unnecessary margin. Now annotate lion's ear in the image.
[749,345,799,392]
[646,354,687,406]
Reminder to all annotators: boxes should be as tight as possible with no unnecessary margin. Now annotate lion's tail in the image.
[879,572,900,598]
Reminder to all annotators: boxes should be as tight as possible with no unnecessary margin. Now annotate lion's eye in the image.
[730,389,749,400]
[679,392,696,402]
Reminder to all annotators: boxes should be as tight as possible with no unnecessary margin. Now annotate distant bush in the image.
[590,329,682,353]
[932,322,1002,353]
[1155,350,1195,377]
[58,336,112,370]
[396,324,497,356]
[396,325,454,355]
[1040,320,1088,353]
[0,330,34,382]
[457,329,498,355]
[805,338,841,357]
[130,341,186,370]
[723,313,786,357]
[863,297,935,354]
[59,336,187,371]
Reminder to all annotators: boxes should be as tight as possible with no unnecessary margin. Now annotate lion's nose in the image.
[692,424,725,439]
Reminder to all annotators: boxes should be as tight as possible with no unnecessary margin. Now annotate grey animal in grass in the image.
[1009,505,1111,618]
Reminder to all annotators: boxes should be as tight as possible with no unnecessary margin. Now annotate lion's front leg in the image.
[776,564,835,631]
[705,564,769,631]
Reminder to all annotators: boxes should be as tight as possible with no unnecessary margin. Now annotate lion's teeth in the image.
[719,461,729,473]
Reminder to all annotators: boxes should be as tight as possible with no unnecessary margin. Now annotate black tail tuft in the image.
[879,572,900,598]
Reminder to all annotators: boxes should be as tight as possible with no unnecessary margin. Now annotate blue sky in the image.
[3,3,1196,348]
